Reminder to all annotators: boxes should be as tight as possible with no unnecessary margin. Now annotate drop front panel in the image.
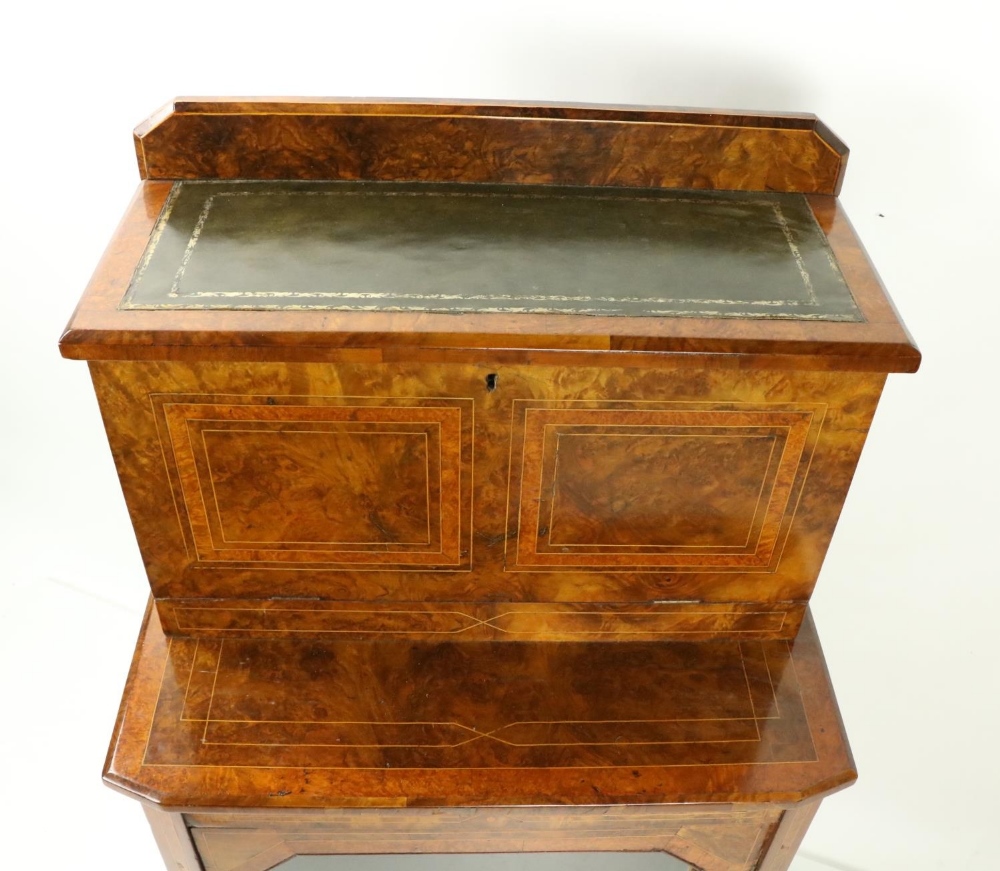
[89,358,883,628]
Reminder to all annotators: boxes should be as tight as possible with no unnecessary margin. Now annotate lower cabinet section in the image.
[114,608,849,871]
[122,609,844,871]
[173,805,793,871]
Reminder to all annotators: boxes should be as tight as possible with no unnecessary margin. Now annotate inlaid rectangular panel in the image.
[506,401,824,572]
[152,395,472,570]
[119,181,861,321]
[140,634,814,771]
[107,607,854,807]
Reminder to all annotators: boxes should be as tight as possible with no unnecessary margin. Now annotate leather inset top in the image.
[120,181,862,321]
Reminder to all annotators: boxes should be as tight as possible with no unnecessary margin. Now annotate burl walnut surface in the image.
[133,100,848,194]
[107,606,852,810]
[61,100,919,871]
[89,358,883,631]
[61,105,918,370]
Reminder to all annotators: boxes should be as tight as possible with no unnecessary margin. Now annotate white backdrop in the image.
[1,2,997,869]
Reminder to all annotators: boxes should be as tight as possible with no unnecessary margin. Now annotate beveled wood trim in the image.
[154,599,806,641]
[134,98,847,195]
[160,98,843,132]
[808,195,918,336]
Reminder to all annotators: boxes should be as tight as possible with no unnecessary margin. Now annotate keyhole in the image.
[485,373,498,392]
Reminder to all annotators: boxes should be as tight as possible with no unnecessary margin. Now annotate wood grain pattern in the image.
[59,181,920,371]
[104,606,854,809]
[133,99,847,195]
[153,395,471,570]
[145,640,807,770]
[63,102,920,871]
[507,402,822,572]
[88,359,882,614]
[155,600,803,642]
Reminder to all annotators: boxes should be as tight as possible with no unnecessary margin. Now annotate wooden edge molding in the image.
[132,97,847,194]
[153,599,807,642]
[145,96,845,139]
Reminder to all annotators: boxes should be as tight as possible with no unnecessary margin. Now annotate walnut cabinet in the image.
[61,99,919,871]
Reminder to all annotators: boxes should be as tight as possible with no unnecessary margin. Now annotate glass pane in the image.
[274,853,690,871]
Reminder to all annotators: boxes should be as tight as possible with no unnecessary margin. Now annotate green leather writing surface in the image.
[120,181,861,321]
